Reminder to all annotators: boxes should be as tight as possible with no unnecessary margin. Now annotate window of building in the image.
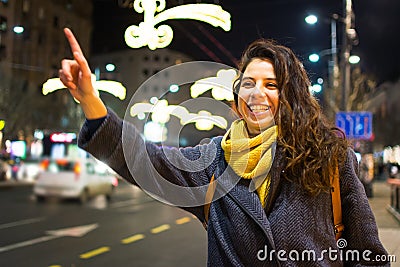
[53,16,59,28]
[37,32,46,45]
[38,7,45,20]
[22,0,30,13]
[0,45,6,59]
[66,0,73,10]
[0,16,7,32]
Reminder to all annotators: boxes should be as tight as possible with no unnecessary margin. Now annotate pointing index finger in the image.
[63,27,91,76]
[64,28,83,55]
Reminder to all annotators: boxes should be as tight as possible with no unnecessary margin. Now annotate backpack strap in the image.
[331,165,344,240]
[203,174,216,229]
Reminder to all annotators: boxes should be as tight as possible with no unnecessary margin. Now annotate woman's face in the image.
[237,58,279,136]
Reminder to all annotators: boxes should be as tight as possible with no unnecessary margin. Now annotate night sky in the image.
[91,0,400,84]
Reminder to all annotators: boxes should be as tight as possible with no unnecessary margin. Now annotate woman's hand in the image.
[59,28,107,119]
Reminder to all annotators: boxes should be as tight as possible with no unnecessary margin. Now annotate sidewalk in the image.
[369,181,400,266]
[0,180,33,188]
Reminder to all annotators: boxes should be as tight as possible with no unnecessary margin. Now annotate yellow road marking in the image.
[175,217,191,225]
[121,234,145,244]
[150,224,170,234]
[48,265,62,267]
[80,246,110,259]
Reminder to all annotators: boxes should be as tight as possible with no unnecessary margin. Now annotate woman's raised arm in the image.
[59,28,107,119]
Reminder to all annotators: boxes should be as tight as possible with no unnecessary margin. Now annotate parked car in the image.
[0,159,11,181]
[9,158,41,182]
[33,158,118,203]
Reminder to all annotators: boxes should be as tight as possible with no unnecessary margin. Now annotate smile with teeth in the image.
[248,104,271,113]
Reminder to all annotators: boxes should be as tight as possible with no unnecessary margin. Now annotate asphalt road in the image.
[0,180,207,267]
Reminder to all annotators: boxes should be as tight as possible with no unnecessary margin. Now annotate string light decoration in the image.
[42,75,127,102]
[190,69,236,101]
[130,99,228,131]
[125,0,231,50]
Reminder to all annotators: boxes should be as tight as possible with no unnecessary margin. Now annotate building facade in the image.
[0,0,93,143]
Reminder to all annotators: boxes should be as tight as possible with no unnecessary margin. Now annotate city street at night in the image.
[0,180,207,267]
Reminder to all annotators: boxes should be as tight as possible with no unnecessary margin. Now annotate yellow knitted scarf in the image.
[221,120,277,207]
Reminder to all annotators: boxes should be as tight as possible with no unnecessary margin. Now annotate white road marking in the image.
[0,223,98,253]
[0,235,61,253]
[0,217,45,230]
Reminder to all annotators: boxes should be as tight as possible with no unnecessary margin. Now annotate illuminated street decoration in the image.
[144,121,168,142]
[50,133,77,143]
[130,99,227,131]
[125,0,231,50]
[42,75,126,102]
[191,69,236,101]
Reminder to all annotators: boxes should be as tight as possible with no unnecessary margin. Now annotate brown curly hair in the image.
[232,39,349,195]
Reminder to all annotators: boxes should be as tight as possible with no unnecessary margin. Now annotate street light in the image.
[13,25,24,34]
[305,14,340,103]
[308,53,319,63]
[305,14,318,25]
[349,55,360,65]
[308,51,360,65]
[105,63,116,72]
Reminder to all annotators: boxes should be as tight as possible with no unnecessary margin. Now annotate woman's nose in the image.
[250,85,266,98]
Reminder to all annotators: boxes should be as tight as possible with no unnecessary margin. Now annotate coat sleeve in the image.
[77,108,220,211]
[340,149,390,266]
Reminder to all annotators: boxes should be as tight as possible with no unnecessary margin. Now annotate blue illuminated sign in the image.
[335,112,372,139]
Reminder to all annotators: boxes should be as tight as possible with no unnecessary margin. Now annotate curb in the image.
[0,181,34,188]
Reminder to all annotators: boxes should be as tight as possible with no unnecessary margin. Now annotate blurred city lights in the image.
[309,84,322,94]
[105,63,116,72]
[130,100,228,131]
[308,53,320,63]
[169,84,180,93]
[42,76,126,101]
[349,55,360,64]
[150,97,159,104]
[125,1,231,50]
[13,25,24,34]
[137,113,146,120]
[144,121,167,142]
[190,69,236,101]
[305,14,318,25]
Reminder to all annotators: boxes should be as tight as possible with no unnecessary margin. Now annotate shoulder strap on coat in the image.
[331,165,344,240]
[203,174,216,229]
[203,169,344,239]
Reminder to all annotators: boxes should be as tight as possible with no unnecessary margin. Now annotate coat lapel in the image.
[218,166,277,250]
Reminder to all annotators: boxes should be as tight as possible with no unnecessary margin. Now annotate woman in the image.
[60,28,388,266]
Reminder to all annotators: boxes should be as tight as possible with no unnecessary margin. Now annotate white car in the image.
[33,158,118,203]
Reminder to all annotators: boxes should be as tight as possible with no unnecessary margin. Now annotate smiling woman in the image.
[236,59,278,136]
[59,28,389,266]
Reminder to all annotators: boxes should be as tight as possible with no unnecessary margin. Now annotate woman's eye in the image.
[241,81,254,88]
[266,83,278,89]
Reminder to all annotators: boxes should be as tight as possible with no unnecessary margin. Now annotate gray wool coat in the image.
[78,109,389,266]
